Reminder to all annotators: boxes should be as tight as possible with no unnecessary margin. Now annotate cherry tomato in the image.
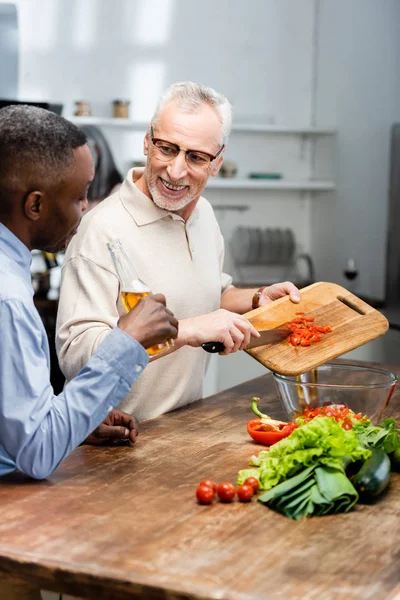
[199,479,217,492]
[196,484,215,505]
[237,484,254,502]
[217,482,236,503]
[342,418,353,431]
[245,476,260,492]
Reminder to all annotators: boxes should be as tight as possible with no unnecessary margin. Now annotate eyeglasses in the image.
[150,126,225,172]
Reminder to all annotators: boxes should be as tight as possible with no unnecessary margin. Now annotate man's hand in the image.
[177,309,260,355]
[118,293,179,349]
[83,409,139,446]
[220,282,300,314]
[259,281,300,305]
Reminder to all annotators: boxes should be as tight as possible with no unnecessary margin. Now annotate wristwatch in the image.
[252,286,267,310]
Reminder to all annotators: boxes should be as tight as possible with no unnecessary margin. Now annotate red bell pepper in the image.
[247,397,298,445]
[286,314,332,347]
[247,418,298,445]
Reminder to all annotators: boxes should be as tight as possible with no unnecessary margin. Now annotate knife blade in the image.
[202,326,290,353]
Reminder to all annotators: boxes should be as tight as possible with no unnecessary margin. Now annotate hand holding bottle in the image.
[118,293,178,350]
[108,239,176,356]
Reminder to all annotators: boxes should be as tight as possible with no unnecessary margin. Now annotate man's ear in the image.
[143,131,149,157]
[24,191,43,221]
[210,155,224,177]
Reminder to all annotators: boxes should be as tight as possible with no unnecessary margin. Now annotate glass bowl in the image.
[273,364,397,424]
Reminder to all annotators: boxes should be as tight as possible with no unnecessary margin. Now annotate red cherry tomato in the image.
[196,485,215,505]
[245,476,260,492]
[199,479,217,492]
[237,484,254,502]
[342,418,353,431]
[217,482,236,503]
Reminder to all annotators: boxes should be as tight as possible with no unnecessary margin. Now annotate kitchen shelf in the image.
[66,116,335,135]
[67,116,148,129]
[232,124,336,135]
[206,179,335,191]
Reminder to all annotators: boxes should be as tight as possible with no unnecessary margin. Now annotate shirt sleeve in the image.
[56,254,121,382]
[0,298,148,480]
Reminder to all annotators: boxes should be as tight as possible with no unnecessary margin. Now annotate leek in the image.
[258,461,358,519]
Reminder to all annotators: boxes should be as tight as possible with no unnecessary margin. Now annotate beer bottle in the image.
[107,239,174,356]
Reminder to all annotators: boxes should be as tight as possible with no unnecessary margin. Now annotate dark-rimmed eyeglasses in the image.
[150,126,224,172]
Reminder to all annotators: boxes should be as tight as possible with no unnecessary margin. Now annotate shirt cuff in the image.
[94,327,149,387]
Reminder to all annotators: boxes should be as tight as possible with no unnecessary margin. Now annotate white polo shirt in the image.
[56,168,233,421]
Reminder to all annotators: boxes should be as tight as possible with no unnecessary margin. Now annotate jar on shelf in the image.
[74,101,92,116]
[113,99,130,119]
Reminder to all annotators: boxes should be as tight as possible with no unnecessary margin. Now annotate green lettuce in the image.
[238,417,370,491]
[353,417,400,454]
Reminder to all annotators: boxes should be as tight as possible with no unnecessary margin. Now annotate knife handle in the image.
[202,341,225,353]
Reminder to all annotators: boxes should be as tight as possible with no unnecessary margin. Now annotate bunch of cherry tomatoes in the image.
[196,477,259,505]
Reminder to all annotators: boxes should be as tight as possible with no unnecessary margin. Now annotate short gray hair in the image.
[151,81,232,145]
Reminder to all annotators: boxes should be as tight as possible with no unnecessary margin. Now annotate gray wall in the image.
[312,0,400,301]
[0,3,18,97]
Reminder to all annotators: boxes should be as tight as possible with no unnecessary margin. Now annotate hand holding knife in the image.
[202,325,290,353]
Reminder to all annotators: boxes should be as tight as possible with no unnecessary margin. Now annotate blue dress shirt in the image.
[0,223,148,479]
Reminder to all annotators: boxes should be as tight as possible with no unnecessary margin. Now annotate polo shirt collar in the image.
[119,168,200,227]
[120,168,172,226]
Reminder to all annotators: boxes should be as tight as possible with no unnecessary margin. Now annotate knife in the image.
[202,326,290,353]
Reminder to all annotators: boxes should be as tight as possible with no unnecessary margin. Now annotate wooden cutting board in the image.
[244,281,388,376]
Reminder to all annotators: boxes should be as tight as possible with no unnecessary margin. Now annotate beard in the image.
[145,172,197,213]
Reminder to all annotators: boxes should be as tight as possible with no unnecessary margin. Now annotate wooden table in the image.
[1,359,400,600]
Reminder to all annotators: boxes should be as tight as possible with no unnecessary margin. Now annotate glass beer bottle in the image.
[107,239,174,356]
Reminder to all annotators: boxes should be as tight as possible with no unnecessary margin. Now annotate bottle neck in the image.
[107,240,151,293]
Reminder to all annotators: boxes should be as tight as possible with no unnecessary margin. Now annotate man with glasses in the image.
[56,81,300,423]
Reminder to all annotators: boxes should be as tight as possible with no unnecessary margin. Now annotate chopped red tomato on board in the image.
[285,314,332,347]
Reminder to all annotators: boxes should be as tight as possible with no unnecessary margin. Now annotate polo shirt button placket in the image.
[184,224,195,260]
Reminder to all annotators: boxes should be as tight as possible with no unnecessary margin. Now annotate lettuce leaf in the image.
[353,417,400,454]
[238,417,370,491]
